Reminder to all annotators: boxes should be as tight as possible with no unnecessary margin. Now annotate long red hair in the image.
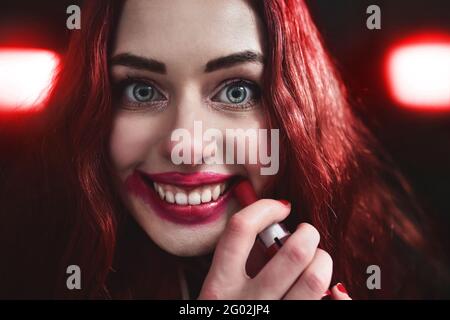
[0,0,447,299]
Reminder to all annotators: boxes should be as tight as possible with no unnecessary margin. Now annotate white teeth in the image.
[175,192,188,205]
[212,185,220,201]
[201,189,212,203]
[157,185,165,200]
[188,192,201,205]
[165,191,175,204]
[152,181,228,206]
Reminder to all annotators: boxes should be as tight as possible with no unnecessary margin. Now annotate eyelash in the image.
[210,78,261,111]
[113,76,261,112]
[113,76,167,111]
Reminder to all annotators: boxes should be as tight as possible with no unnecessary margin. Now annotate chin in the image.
[153,236,218,257]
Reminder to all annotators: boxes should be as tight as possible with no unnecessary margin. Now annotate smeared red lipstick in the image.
[125,170,236,225]
[140,171,233,188]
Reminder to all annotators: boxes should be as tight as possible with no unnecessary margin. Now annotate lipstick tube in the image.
[233,180,291,259]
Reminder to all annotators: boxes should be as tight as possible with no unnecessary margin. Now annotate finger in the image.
[245,239,268,278]
[207,199,291,283]
[251,223,320,299]
[331,283,352,300]
[321,289,332,300]
[283,248,333,300]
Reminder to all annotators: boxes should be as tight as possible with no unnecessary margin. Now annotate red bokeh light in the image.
[0,48,59,111]
[386,34,450,110]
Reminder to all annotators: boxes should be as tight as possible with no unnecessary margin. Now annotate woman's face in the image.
[109,0,269,256]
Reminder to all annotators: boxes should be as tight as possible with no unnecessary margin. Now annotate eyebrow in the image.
[204,50,265,72]
[110,53,167,74]
[110,50,264,74]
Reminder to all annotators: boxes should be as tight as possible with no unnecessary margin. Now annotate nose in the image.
[160,94,220,167]
[164,125,205,166]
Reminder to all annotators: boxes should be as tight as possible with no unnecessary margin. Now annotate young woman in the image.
[0,0,447,299]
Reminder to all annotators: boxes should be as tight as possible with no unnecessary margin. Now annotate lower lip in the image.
[125,171,234,225]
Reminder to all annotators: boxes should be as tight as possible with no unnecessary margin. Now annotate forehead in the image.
[112,0,265,71]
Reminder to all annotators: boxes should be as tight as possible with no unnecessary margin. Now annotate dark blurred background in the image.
[0,0,449,247]
[306,0,450,244]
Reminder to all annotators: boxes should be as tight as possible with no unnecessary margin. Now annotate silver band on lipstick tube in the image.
[257,223,291,248]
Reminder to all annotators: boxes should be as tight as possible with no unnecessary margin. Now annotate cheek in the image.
[226,111,272,194]
[109,114,160,170]
[246,165,269,195]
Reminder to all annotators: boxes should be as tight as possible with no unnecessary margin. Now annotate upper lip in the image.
[138,170,236,188]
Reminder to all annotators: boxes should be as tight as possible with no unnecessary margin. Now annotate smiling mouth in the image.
[147,180,229,205]
[139,172,238,199]
[128,170,239,225]
[138,170,238,206]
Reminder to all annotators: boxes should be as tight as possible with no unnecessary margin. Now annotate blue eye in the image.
[212,80,260,107]
[226,85,247,103]
[124,82,166,104]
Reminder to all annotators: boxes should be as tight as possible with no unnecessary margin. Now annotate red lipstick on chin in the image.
[233,180,291,259]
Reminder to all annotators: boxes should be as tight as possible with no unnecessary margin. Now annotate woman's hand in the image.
[330,283,352,300]
[198,199,341,300]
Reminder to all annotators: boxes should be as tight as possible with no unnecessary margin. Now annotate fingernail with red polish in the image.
[321,289,331,298]
[336,283,348,294]
[278,199,290,207]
